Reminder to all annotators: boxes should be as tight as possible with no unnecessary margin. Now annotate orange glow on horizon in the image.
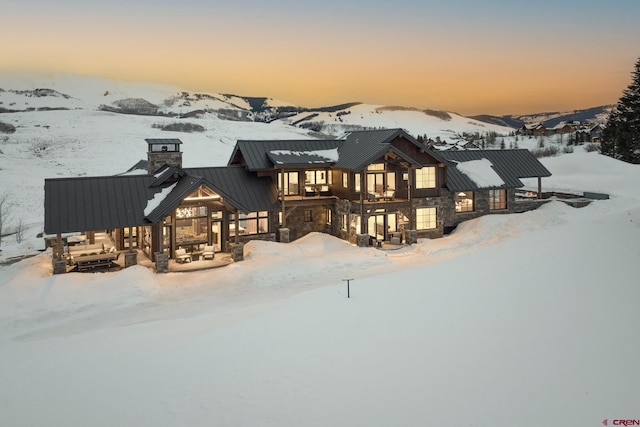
[1,1,637,116]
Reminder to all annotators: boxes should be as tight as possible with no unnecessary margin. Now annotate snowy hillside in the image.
[1,152,639,427]
[0,72,639,427]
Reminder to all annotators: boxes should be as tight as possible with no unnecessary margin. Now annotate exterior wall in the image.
[285,204,333,241]
[412,196,445,239]
[442,188,516,228]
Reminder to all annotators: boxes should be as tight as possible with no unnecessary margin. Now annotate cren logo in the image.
[604,420,608,426]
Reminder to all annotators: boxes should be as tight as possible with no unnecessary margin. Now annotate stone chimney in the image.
[146,139,183,174]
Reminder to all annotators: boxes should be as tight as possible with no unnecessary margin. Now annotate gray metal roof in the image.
[230,129,446,173]
[266,148,338,168]
[44,166,280,234]
[185,166,279,213]
[44,175,158,234]
[438,149,551,191]
[336,128,447,171]
[230,140,342,171]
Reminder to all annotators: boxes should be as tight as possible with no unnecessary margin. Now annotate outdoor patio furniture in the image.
[175,248,192,263]
[202,245,215,260]
[75,252,120,272]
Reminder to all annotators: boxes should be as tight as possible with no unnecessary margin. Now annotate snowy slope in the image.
[0,152,639,427]
[0,73,639,426]
[279,103,514,141]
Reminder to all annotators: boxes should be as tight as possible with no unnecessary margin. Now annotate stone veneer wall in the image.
[412,196,445,239]
[285,205,331,241]
[147,152,183,174]
[442,188,517,228]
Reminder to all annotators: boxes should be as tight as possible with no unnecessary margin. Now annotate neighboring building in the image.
[44,129,551,273]
[520,123,547,136]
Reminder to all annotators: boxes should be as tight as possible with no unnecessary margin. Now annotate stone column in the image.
[229,242,244,262]
[279,228,290,243]
[125,251,138,268]
[155,252,169,273]
[356,233,369,248]
[53,259,67,274]
[405,230,418,245]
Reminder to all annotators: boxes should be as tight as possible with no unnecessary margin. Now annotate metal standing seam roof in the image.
[185,166,280,213]
[44,175,157,234]
[336,128,448,171]
[438,149,552,191]
[44,166,280,234]
[231,140,342,171]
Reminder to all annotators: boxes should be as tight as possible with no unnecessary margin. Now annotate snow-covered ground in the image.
[1,75,639,426]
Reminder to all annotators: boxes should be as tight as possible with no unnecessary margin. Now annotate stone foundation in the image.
[279,228,290,243]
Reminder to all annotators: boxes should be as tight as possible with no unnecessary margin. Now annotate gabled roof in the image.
[150,165,188,186]
[336,128,446,171]
[185,166,279,213]
[230,140,342,171]
[44,166,281,234]
[45,174,158,234]
[229,129,445,172]
[438,149,551,191]
[144,176,207,224]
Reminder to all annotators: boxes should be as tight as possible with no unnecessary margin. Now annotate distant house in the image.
[44,130,551,274]
[520,123,546,137]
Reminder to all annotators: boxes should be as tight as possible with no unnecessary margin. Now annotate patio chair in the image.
[202,245,215,260]
[175,248,192,263]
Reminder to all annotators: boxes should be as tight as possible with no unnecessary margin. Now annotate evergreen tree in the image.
[602,57,640,163]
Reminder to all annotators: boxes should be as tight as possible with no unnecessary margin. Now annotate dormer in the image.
[146,138,183,174]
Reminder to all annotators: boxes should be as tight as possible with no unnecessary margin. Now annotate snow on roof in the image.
[269,148,339,164]
[453,158,504,187]
[143,182,177,216]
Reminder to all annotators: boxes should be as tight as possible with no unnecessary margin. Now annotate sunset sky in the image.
[2,0,639,115]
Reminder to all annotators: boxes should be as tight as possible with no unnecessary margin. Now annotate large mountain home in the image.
[44,129,551,274]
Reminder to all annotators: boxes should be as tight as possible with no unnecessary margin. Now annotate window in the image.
[367,163,385,171]
[415,167,436,189]
[326,209,332,225]
[230,211,269,236]
[305,170,327,185]
[341,214,348,231]
[416,207,437,230]
[304,209,313,222]
[176,206,208,245]
[455,191,474,212]
[342,172,348,188]
[490,189,507,210]
[354,173,361,192]
[278,171,299,196]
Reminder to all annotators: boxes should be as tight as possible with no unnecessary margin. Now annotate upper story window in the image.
[415,167,436,189]
[342,172,348,188]
[354,173,361,192]
[278,171,299,196]
[305,170,327,185]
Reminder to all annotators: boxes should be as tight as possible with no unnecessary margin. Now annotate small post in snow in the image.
[342,278,354,298]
